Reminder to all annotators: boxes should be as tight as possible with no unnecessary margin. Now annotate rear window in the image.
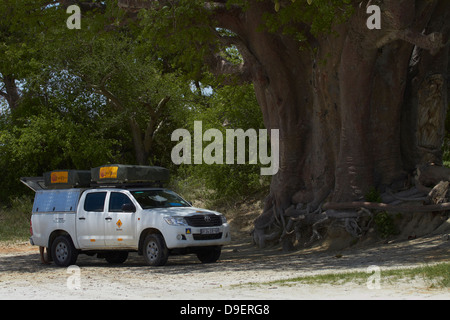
[84,192,107,212]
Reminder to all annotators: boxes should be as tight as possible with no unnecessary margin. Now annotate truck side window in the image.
[109,192,133,212]
[84,192,107,212]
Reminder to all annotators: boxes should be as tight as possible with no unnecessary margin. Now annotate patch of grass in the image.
[239,263,450,289]
[383,263,450,288]
[0,196,32,242]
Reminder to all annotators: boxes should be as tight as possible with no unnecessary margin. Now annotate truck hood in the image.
[143,206,221,217]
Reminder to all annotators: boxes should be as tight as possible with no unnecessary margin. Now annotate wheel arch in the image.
[48,230,71,249]
[138,228,163,255]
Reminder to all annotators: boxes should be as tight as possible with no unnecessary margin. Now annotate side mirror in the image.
[121,203,136,212]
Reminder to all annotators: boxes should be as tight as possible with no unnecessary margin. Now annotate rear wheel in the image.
[51,235,78,267]
[143,234,169,266]
[196,246,221,263]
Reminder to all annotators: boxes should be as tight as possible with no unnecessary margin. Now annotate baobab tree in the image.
[117,0,449,248]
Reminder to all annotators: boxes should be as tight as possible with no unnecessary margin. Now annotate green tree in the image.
[0,0,66,111]
[0,71,121,203]
[181,83,269,200]
[47,4,192,165]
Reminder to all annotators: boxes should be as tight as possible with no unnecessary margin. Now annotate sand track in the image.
[0,234,449,300]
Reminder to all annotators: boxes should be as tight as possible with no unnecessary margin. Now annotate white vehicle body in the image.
[29,187,230,266]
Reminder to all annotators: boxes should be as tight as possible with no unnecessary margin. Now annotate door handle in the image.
[78,217,86,220]
[105,217,113,221]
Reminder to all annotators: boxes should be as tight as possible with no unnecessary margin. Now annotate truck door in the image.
[104,192,137,247]
[77,191,107,248]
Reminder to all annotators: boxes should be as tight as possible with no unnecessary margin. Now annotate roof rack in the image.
[20,164,170,192]
[89,181,165,189]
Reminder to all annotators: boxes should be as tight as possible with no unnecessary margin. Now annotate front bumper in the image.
[163,224,231,249]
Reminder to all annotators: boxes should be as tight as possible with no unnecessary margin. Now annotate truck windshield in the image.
[131,190,191,209]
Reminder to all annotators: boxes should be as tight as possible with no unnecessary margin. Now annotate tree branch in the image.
[143,96,170,152]
[205,53,252,84]
[118,0,170,11]
[377,30,445,55]
[89,83,123,110]
[375,0,446,55]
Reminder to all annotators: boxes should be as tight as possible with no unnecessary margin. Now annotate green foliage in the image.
[374,212,397,239]
[261,0,353,42]
[176,84,270,201]
[138,0,217,79]
[46,4,194,166]
[0,0,57,78]
[365,187,382,203]
[364,188,396,238]
[0,106,122,203]
[0,1,269,207]
[0,196,33,241]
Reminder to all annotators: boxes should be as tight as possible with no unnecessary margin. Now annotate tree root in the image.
[322,201,450,213]
[254,177,450,249]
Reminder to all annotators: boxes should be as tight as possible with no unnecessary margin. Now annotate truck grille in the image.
[185,214,222,227]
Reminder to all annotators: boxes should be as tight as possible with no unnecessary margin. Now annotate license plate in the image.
[200,228,220,235]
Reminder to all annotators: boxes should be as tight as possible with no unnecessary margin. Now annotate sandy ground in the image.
[0,231,449,300]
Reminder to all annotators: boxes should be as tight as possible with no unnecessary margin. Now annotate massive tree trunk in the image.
[219,0,448,248]
[119,0,449,248]
[225,0,448,248]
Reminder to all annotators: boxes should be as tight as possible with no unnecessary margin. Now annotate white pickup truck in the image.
[22,165,231,267]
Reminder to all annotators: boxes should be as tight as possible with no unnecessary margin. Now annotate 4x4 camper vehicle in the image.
[22,165,230,267]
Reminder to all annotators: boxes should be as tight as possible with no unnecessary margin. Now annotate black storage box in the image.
[43,170,91,189]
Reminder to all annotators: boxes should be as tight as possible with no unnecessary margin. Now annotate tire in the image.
[196,246,221,263]
[104,251,129,264]
[143,234,169,266]
[51,235,78,267]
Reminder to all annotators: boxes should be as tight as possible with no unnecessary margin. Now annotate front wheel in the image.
[51,235,78,267]
[143,234,169,266]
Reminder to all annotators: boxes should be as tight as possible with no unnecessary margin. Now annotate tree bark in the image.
[129,96,170,165]
[90,79,170,165]
[0,74,21,111]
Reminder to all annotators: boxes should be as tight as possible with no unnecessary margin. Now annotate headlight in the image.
[164,216,188,226]
[221,215,227,224]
